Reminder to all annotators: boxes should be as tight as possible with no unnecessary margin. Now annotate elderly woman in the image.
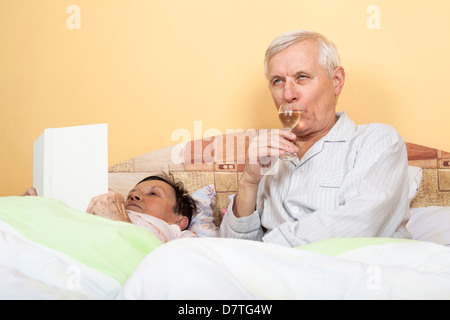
[23,173,198,243]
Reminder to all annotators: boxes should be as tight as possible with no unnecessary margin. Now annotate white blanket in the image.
[119,237,450,300]
[0,221,121,299]
[2,215,450,300]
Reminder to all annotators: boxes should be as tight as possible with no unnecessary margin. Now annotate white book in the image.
[33,123,108,212]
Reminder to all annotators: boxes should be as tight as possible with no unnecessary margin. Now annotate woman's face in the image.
[125,180,181,225]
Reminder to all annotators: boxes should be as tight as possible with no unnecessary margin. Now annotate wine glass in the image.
[278,103,301,160]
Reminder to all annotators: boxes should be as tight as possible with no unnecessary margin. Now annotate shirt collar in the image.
[291,111,356,167]
[322,111,356,142]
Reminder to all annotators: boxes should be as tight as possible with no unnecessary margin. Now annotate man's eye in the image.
[272,79,282,86]
[292,75,307,85]
[296,74,309,82]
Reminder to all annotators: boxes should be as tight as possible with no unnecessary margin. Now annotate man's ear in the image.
[333,66,345,97]
[178,216,189,231]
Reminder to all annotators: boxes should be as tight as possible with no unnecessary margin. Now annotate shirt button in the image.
[292,206,299,213]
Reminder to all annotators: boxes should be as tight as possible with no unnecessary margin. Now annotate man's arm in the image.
[263,126,410,247]
[234,128,298,218]
[232,173,259,218]
[220,129,298,239]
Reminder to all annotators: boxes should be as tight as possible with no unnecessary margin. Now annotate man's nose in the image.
[283,78,299,102]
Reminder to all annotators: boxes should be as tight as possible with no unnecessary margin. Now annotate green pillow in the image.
[296,237,415,256]
[0,196,161,285]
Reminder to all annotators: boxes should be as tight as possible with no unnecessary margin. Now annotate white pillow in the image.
[407,206,450,246]
[408,166,422,203]
[188,185,219,237]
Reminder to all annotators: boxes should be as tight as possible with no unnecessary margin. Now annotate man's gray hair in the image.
[264,30,341,79]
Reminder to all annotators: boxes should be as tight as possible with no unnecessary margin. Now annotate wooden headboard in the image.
[405,142,450,207]
[109,131,450,224]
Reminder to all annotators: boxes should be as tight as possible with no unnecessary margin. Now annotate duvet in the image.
[1,196,450,299]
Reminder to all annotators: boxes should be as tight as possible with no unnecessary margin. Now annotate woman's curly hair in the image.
[136,172,197,226]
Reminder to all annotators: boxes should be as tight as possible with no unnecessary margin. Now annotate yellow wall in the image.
[1,0,450,196]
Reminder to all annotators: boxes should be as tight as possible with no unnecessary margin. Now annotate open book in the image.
[33,123,108,212]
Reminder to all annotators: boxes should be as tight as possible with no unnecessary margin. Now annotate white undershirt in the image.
[127,211,197,243]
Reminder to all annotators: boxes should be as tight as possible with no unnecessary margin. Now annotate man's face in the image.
[125,180,180,224]
[267,39,344,139]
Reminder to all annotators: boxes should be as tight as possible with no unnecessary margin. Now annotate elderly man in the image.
[219,30,410,247]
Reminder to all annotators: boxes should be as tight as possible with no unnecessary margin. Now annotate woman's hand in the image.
[86,191,131,223]
[20,187,37,196]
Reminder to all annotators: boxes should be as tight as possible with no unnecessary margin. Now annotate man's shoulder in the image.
[333,112,400,143]
[356,122,401,141]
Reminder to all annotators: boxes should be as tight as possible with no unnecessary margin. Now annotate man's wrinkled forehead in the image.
[267,40,321,75]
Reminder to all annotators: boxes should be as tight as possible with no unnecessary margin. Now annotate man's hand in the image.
[21,187,37,196]
[86,191,131,223]
[244,129,298,183]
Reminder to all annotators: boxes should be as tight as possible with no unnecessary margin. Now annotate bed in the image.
[1,131,450,300]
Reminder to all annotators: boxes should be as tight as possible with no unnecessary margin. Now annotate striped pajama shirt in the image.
[219,112,411,247]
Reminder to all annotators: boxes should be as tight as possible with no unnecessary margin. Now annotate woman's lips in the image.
[126,202,143,212]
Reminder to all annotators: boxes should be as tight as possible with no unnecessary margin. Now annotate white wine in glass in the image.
[278,104,301,160]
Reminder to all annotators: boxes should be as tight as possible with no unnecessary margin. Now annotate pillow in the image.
[189,185,219,237]
[407,206,450,246]
[408,166,423,203]
[0,196,162,285]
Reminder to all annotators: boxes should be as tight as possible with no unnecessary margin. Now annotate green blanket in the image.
[0,196,162,285]
[296,237,414,256]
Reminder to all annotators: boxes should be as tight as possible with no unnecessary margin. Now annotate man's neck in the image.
[294,115,338,159]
